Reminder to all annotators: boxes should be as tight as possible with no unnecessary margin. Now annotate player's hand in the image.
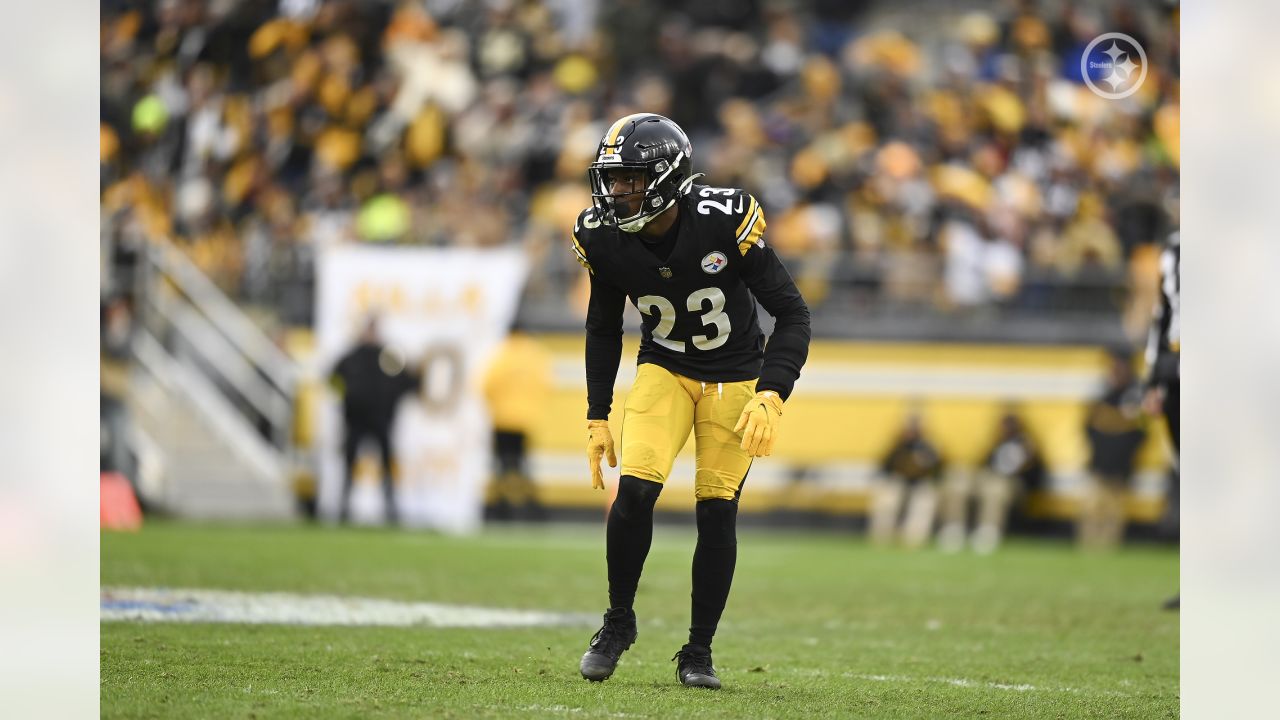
[587,420,617,490]
[734,390,784,457]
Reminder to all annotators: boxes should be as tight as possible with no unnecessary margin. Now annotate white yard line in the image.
[842,672,1135,697]
[100,587,595,629]
[489,706,641,718]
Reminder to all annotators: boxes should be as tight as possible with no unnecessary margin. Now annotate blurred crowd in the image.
[100,0,1179,337]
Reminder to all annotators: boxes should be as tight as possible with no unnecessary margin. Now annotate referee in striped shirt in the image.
[1143,231,1179,610]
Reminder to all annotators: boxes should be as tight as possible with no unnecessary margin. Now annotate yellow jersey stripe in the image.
[734,207,762,250]
[734,196,759,237]
[570,235,593,274]
[738,211,768,256]
[735,206,760,244]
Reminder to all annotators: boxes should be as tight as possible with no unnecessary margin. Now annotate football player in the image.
[572,114,811,689]
[1143,230,1179,609]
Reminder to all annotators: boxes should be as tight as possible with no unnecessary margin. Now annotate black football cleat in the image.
[579,607,637,682]
[672,643,721,689]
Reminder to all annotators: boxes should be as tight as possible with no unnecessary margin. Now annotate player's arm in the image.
[327,353,349,395]
[880,445,906,483]
[584,271,626,421]
[732,194,811,456]
[735,196,811,402]
[574,216,625,487]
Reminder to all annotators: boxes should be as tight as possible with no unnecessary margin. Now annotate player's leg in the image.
[972,471,1014,554]
[902,479,939,549]
[1076,473,1103,548]
[610,364,696,608]
[508,431,544,519]
[937,468,973,553]
[869,476,907,546]
[581,363,695,682]
[339,427,361,523]
[492,429,533,515]
[484,430,514,520]
[675,378,755,689]
[1099,476,1128,549]
[580,477,660,681]
[375,426,398,525]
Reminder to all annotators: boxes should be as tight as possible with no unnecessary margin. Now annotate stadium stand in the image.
[99,0,1178,534]
[101,0,1179,344]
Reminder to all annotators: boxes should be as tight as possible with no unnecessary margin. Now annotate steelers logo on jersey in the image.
[701,251,728,275]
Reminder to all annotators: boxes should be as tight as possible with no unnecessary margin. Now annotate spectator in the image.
[1057,192,1123,277]
[869,412,944,549]
[480,322,553,521]
[938,409,1046,554]
[328,316,419,525]
[1077,351,1147,549]
[98,1,1179,338]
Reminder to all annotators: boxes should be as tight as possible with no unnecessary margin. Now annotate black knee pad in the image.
[695,499,738,548]
[612,475,662,520]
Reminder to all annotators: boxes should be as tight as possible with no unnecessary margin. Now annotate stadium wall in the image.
[523,335,1171,523]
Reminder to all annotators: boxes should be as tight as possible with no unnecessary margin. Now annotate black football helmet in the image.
[588,113,702,232]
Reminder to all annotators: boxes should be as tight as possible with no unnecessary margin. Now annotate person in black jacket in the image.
[329,317,419,525]
[1077,351,1148,549]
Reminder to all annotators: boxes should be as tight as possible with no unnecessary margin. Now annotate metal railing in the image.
[133,235,301,468]
[521,248,1132,345]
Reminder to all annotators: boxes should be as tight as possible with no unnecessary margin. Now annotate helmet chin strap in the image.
[616,173,705,233]
[616,200,671,233]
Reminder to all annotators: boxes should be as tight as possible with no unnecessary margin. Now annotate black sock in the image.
[689,499,738,648]
[607,475,662,610]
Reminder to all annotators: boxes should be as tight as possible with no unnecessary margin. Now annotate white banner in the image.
[314,245,528,533]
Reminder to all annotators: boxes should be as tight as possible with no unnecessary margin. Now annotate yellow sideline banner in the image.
[523,335,1172,521]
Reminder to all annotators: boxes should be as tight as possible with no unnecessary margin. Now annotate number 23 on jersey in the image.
[637,287,731,353]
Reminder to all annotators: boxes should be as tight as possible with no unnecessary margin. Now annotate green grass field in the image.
[101,522,1177,719]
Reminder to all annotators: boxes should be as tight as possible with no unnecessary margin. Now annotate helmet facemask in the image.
[589,153,690,233]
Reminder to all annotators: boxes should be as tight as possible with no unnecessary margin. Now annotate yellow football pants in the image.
[619,363,755,501]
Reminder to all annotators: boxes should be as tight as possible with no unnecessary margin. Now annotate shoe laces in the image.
[672,644,714,675]
[589,608,635,658]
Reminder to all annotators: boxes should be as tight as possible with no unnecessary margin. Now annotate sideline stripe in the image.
[101,587,595,628]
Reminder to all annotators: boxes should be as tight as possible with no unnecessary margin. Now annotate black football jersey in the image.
[573,185,811,420]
